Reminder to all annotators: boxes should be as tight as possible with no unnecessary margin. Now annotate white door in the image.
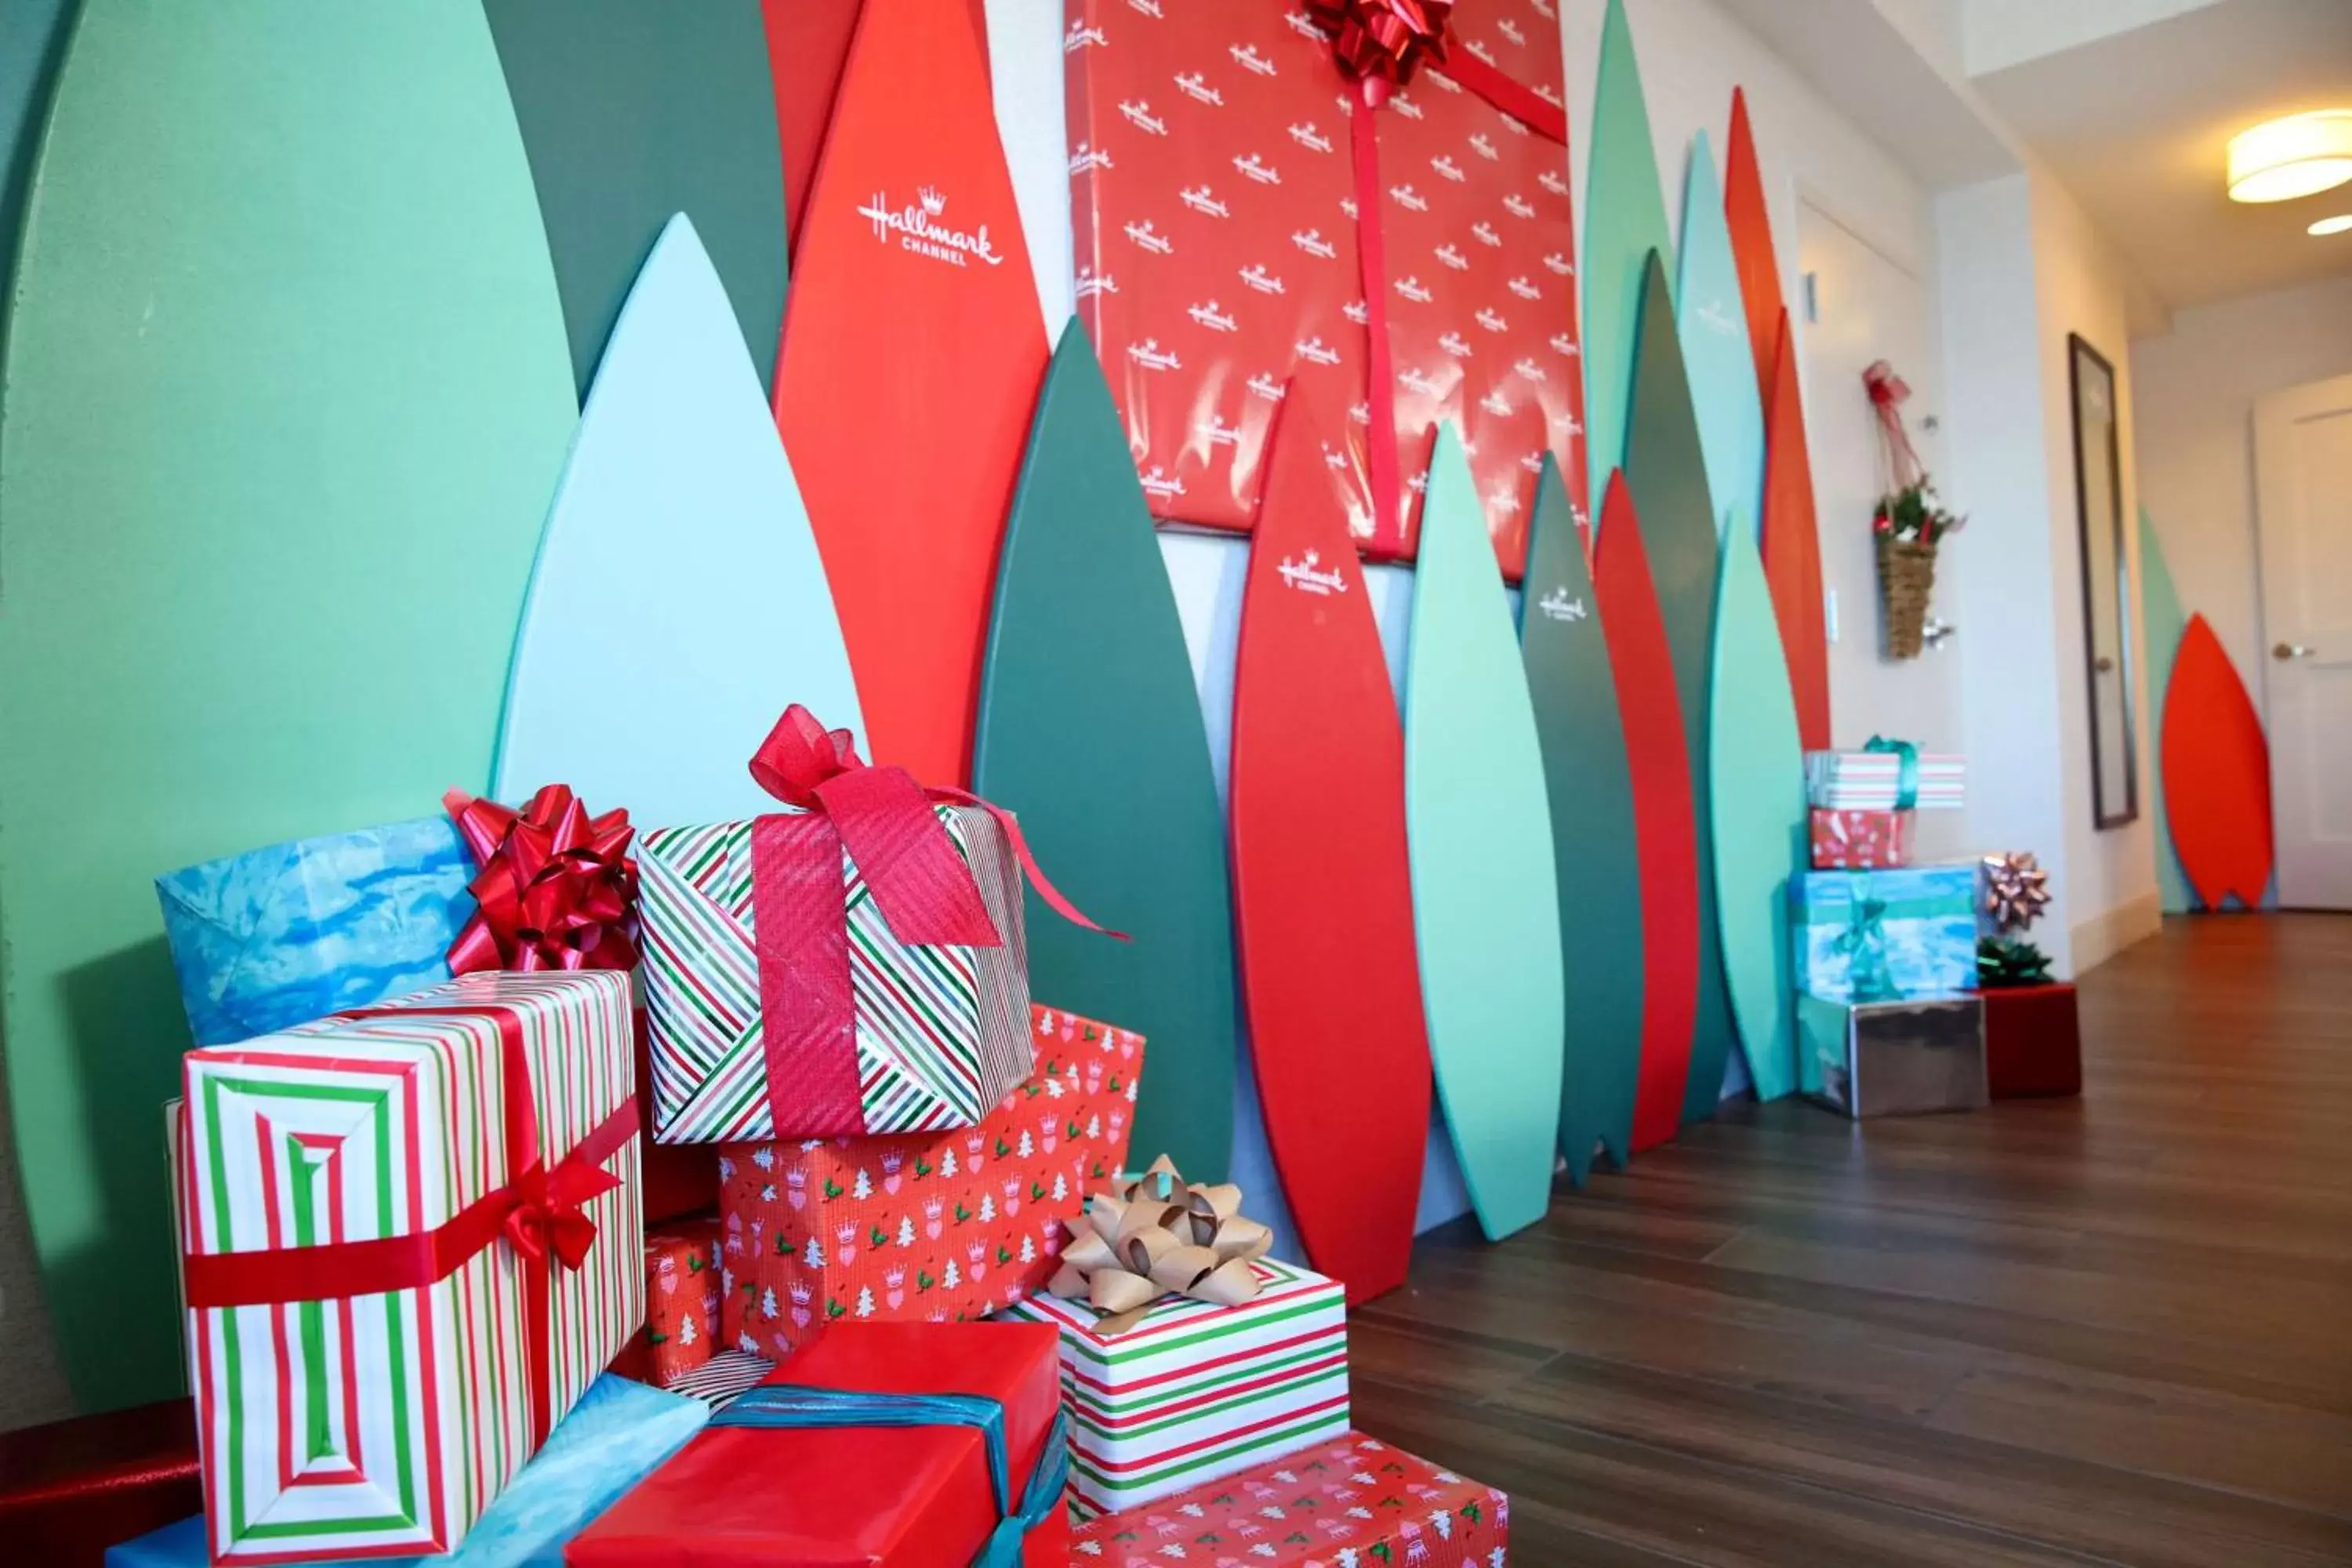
[2254,372,2352,909]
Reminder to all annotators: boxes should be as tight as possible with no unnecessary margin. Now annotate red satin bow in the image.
[1864,359,1926,492]
[501,1156,622,1270]
[444,784,638,975]
[1307,0,1453,104]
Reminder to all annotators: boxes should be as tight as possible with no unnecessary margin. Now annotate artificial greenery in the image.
[1977,935,2053,989]
[1872,477,1965,546]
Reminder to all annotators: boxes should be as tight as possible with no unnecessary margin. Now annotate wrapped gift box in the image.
[638,803,1032,1143]
[1065,0,1585,576]
[1809,808,1915,870]
[719,1006,1144,1358]
[0,1399,198,1566]
[179,971,643,1562]
[1067,1431,1508,1565]
[1005,1256,1348,1517]
[568,1322,1069,1566]
[1789,865,1976,1004]
[1804,748,1965,810]
[1984,982,2082,1099]
[1798,992,1987,1118]
[106,1374,705,1568]
[645,1218,723,1387]
[156,816,468,1047]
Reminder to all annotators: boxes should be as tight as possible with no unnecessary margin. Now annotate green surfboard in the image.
[0,1,576,1409]
[485,0,786,399]
[973,328,1238,1181]
[2140,509,2196,914]
[1624,249,1739,1124]
[1676,132,1766,542]
[1406,426,1566,1241]
[1519,459,1644,1180]
[0,0,71,281]
[1708,526,1806,1100]
[1581,0,1675,512]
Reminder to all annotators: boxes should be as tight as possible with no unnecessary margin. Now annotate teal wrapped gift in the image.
[104,1375,706,1568]
[1790,864,1976,1004]
[155,816,470,1046]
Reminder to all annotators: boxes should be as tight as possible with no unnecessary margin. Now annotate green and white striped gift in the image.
[179,971,642,1563]
[1005,1256,1349,1516]
[637,803,1031,1143]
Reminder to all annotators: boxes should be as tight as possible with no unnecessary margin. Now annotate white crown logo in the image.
[918,187,946,216]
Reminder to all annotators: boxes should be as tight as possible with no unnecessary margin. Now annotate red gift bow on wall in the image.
[746,706,1123,1135]
[1864,359,1926,494]
[443,784,639,975]
[1307,0,1570,556]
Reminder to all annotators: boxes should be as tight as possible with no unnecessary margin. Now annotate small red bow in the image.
[1308,0,1454,103]
[1864,360,1911,410]
[500,1156,622,1271]
[748,707,867,808]
[444,784,638,975]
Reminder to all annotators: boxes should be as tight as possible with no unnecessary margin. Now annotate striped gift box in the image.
[1005,1257,1349,1516]
[638,804,1031,1143]
[180,971,642,1563]
[1805,750,1965,810]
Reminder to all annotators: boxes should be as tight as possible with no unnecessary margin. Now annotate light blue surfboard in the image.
[1676,132,1766,543]
[494,214,863,824]
[1582,0,1675,516]
[1406,426,1566,1242]
[2140,509,2195,914]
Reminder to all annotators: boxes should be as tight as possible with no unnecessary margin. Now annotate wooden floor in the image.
[1350,915,2352,1566]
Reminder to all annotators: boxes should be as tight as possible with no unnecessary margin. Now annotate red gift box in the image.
[1984,982,2081,1098]
[566,1322,1067,1566]
[718,1005,1145,1358]
[0,1399,200,1568]
[645,1216,724,1387]
[1809,807,1915,869]
[1066,0,1586,579]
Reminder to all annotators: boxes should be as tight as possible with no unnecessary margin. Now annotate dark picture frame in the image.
[2068,332,2138,829]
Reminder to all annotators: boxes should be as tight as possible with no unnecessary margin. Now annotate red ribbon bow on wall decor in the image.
[443,784,638,975]
[1863,359,1927,494]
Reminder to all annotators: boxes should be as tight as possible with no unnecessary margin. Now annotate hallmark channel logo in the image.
[1279,548,1350,596]
[858,186,1004,269]
[1539,589,1589,622]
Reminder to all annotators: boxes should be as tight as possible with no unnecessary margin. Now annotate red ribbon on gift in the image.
[1864,359,1926,492]
[443,784,639,975]
[1308,1,1570,556]
[181,1003,635,1448]
[744,706,1122,1135]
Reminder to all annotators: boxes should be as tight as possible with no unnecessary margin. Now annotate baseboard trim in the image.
[2071,891,2164,976]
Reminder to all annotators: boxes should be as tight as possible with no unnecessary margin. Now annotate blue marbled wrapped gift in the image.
[155,815,472,1046]
[105,1374,708,1567]
[1790,864,1976,1004]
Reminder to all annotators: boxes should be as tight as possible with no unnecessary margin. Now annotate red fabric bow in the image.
[444,784,638,975]
[1307,0,1453,104]
[502,1156,622,1270]
[1864,359,1926,492]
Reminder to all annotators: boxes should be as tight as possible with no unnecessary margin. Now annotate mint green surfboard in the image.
[1406,426,1566,1241]
[2140,509,2195,914]
[1519,459,1644,1180]
[1676,132,1765,543]
[1582,0,1675,513]
[1624,249,1740,1125]
[0,0,71,280]
[0,0,576,1410]
[973,328,1238,1181]
[1708,525,1806,1100]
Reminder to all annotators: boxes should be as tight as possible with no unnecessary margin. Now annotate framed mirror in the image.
[2069,332,2138,829]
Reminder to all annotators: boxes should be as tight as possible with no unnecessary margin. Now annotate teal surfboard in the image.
[0,0,70,281]
[1519,459,1644,1180]
[1624,249,1739,1124]
[1406,426,1566,1240]
[493,214,862,825]
[485,0,787,399]
[2140,509,2195,914]
[973,328,1238,1181]
[1675,132,1765,542]
[1581,0,1675,512]
[0,0,576,1410]
[1708,526,1806,1100]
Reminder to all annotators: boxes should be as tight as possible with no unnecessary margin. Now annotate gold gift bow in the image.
[1047,1156,1273,1335]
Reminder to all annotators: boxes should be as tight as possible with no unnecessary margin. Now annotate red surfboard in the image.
[2161,613,2274,909]
[1592,471,1697,1151]
[1761,310,1832,750]
[1229,407,1430,1303]
[773,0,1046,785]
[1725,88,1785,405]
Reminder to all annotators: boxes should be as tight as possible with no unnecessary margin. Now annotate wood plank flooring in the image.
[1350,914,2352,1565]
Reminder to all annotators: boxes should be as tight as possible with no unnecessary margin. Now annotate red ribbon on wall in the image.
[1864,359,1926,493]
[443,784,638,976]
[744,706,1122,1135]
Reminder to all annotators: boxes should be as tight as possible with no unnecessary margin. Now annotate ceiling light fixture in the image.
[2310,213,2352,237]
[2228,111,2352,203]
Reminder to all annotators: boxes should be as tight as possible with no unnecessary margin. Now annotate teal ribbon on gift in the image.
[712,1385,1070,1567]
[1864,735,1921,811]
[1828,876,1900,1001]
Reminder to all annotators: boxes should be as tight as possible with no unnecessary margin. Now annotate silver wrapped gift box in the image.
[1798,992,1988,1118]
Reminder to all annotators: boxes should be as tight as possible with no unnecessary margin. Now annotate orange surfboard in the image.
[1724,89,1784,405]
[1761,311,1831,750]
[2161,614,2274,909]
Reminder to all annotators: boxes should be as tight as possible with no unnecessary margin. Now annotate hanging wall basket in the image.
[1864,360,1962,662]
[1877,535,1938,659]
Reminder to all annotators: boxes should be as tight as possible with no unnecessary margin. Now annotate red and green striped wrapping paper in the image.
[1006,1257,1348,1517]
[179,971,642,1563]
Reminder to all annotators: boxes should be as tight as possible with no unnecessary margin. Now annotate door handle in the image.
[2094,655,2115,673]
[2274,642,2316,661]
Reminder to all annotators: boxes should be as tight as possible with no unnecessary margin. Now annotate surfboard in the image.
[1723,88,1786,405]
[1762,310,1834,751]
[0,0,70,278]
[1404,427,1565,1241]
[2140,510,2197,914]
[493,215,863,822]
[1519,460,1644,1181]
[1708,526,1806,1101]
[1229,407,1431,1302]
[485,0,786,401]
[1624,249,1739,1125]
[972,328,1238,1181]
[1676,132,1765,541]
[1581,0,1676,512]
[2161,614,2274,910]
[1591,472,1699,1152]
[0,0,575,1410]
[773,0,1047,788]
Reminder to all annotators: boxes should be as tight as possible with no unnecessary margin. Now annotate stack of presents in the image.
[1795,742,2083,1118]
[103,706,1508,1566]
